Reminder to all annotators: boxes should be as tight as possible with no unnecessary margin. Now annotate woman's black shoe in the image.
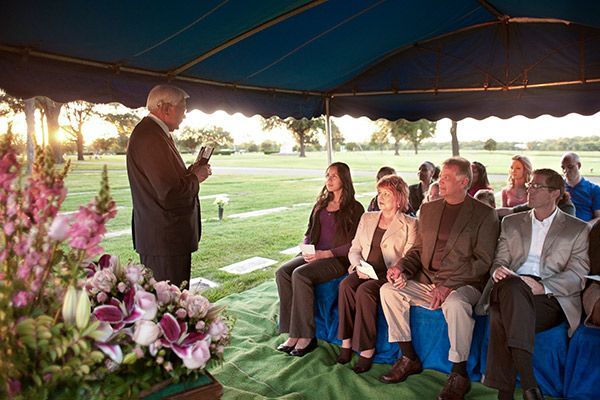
[352,355,373,373]
[336,347,353,364]
[276,343,295,354]
[289,338,318,357]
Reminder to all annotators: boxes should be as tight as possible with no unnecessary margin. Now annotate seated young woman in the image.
[336,175,418,373]
[275,162,365,357]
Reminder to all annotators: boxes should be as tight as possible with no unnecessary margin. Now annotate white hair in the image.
[146,85,189,112]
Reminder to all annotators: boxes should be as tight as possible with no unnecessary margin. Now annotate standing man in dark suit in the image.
[126,84,211,287]
[477,169,589,400]
[380,157,499,400]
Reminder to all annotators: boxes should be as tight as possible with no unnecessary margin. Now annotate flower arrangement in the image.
[213,195,229,221]
[213,195,229,208]
[0,132,232,399]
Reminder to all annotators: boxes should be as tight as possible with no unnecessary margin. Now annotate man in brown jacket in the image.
[380,157,499,400]
[126,85,211,287]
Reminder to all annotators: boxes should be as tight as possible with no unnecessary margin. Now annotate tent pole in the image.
[325,97,333,165]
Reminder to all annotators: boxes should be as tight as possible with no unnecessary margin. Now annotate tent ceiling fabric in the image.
[1,0,599,120]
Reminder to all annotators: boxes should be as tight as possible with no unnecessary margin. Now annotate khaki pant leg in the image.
[441,285,481,363]
[380,280,435,342]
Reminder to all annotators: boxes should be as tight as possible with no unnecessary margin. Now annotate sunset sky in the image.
[2,104,599,147]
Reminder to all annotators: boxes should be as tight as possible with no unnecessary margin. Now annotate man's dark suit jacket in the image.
[400,196,499,291]
[126,117,201,256]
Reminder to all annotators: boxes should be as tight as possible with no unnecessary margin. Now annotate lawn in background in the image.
[62,150,597,301]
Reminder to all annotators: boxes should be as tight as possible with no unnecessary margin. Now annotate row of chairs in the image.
[314,276,600,399]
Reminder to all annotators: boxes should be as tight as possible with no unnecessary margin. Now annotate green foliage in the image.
[260,140,279,154]
[262,116,325,157]
[483,138,497,151]
[374,119,436,154]
[176,126,234,152]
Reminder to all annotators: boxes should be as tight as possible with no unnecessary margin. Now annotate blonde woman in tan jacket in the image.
[337,175,418,373]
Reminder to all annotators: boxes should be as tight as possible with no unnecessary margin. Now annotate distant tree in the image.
[370,127,389,151]
[101,106,141,153]
[0,91,32,169]
[450,120,460,156]
[483,138,497,151]
[90,137,118,154]
[260,140,279,154]
[262,116,324,157]
[176,126,233,152]
[37,97,64,164]
[0,91,24,117]
[374,119,436,155]
[62,100,97,160]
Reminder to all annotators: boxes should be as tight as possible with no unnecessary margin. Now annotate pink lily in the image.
[158,313,208,368]
[93,287,143,330]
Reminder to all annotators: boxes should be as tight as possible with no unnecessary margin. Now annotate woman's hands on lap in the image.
[303,249,334,263]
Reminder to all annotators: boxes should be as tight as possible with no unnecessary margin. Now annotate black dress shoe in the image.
[523,387,544,400]
[352,355,373,373]
[336,347,353,364]
[289,338,318,357]
[276,343,295,354]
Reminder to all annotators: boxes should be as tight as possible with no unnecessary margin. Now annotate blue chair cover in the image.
[480,320,568,398]
[314,275,346,344]
[564,325,600,400]
[314,278,484,380]
[410,307,486,381]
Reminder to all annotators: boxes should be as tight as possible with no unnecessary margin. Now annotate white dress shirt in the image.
[516,207,559,294]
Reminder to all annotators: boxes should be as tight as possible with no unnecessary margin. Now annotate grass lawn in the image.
[61,149,596,302]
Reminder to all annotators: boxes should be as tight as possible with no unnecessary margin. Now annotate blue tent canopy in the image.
[1,0,599,120]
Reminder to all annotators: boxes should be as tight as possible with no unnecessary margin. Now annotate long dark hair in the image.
[314,162,358,238]
[472,161,490,188]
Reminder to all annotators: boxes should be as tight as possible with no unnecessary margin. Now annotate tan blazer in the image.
[476,209,590,336]
[348,211,418,272]
[401,196,499,291]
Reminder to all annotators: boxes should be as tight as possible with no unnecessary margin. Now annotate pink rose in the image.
[92,269,116,293]
[117,282,127,293]
[208,319,229,342]
[154,281,181,305]
[96,292,108,303]
[195,320,205,331]
[181,291,210,319]
[176,308,187,319]
[48,214,70,241]
[125,264,144,285]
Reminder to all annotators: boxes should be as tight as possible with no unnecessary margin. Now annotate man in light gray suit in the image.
[477,169,590,400]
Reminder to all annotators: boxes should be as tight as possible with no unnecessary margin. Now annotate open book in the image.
[195,146,214,165]
[356,260,378,280]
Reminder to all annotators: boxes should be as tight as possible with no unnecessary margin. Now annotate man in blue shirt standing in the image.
[561,152,600,224]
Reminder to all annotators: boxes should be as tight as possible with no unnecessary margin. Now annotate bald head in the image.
[561,152,582,184]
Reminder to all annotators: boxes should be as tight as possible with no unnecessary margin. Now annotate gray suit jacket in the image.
[401,196,499,291]
[475,209,590,336]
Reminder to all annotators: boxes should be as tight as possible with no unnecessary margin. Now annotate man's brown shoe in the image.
[379,356,423,384]
[437,373,471,400]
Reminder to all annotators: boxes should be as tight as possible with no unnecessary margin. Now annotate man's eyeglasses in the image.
[525,183,556,191]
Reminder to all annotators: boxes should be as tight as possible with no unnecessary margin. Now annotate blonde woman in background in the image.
[501,155,532,207]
